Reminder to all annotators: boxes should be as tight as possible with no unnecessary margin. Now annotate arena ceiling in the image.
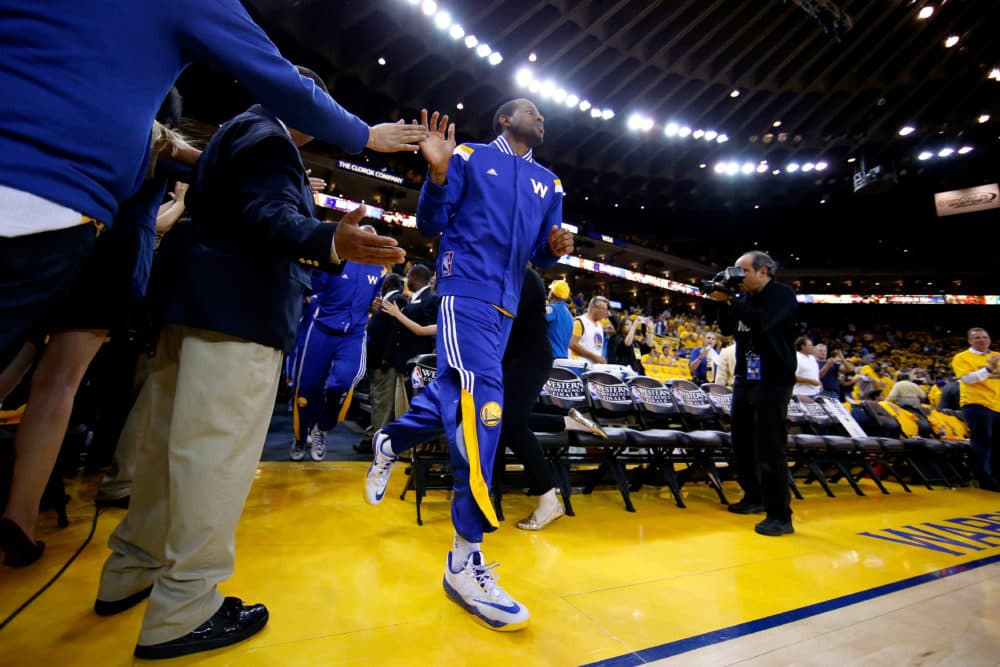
[212,0,999,292]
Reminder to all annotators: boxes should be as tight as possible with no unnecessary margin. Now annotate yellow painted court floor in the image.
[1,463,999,666]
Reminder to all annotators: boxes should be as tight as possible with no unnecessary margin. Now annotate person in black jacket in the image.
[392,263,437,413]
[359,272,408,451]
[709,250,799,537]
[93,68,413,659]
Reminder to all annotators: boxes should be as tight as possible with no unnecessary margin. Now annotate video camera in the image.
[701,266,745,296]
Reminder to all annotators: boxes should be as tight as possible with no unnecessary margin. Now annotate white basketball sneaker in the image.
[364,431,398,505]
[309,425,327,462]
[442,550,530,631]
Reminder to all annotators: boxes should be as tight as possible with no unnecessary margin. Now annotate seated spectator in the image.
[886,374,927,407]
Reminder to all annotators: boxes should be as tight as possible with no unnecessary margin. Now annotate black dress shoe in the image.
[727,499,766,515]
[94,585,153,616]
[0,517,45,567]
[754,517,794,536]
[133,596,269,660]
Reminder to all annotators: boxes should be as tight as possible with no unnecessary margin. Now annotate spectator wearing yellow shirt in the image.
[951,327,1000,491]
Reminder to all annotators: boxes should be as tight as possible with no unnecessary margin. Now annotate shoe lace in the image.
[468,557,503,598]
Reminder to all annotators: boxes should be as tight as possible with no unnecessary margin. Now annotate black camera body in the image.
[701,266,746,296]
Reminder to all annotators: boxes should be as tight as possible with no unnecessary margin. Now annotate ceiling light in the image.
[476,43,492,58]
[918,6,934,20]
[815,161,828,171]
[515,68,532,87]
[539,80,555,98]
[591,108,602,118]
[802,162,815,172]
[421,0,437,17]
[772,169,781,175]
[847,157,856,163]
[704,130,718,141]
[714,162,726,174]
[449,24,464,40]
[918,151,934,160]
[754,204,760,209]
[958,146,974,154]
[433,11,451,30]
[699,163,707,169]
[725,162,739,175]
[553,88,566,103]
[716,134,729,143]
[377,56,386,66]
[488,52,503,66]
[756,164,768,173]
[820,199,827,204]
[565,94,579,107]
[990,68,1000,82]
[602,109,615,120]
[772,120,782,128]
[787,162,800,172]
[406,0,419,4]
[937,147,954,157]
[456,102,464,110]
[579,100,592,112]
[898,125,915,136]
[664,122,679,137]
[692,129,705,139]
[741,162,755,175]
[729,89,740,98]
[678,125,691,137]
[528,80,540,93]
[464,35,478,48]
[978,114,991,123]
[944,35,959,48]
[528,52,537,62]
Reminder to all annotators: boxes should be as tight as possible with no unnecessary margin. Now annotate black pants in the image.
[0,223,98,369]
[492,360,558,496]
[730,381,794,520]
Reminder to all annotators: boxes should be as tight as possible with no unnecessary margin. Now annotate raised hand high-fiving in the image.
[416,109,456,185]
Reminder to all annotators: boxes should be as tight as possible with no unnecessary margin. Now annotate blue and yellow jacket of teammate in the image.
[416,136,563,314]
[310,262,385,335]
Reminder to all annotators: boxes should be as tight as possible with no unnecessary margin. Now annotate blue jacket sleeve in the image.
[529,183,564,268]
[416,152,467,238]
[232,136,338,264]
[182,0,369,153]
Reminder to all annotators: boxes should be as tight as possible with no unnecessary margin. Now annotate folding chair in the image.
[397,354,452,526]
[627,376,695,508]
[795,395,872,496]
[554,370,639,511]
[814,395,903,493]
[664,379,733,505]
[862,400,953,490]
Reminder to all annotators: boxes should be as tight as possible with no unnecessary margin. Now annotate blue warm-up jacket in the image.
[311,262,385,335]
[416,136,564,315]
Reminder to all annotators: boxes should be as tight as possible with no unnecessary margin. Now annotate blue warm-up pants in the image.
[292,320,366,441]
[382,295,513,543]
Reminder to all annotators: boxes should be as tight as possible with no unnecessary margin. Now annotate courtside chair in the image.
[626,376,694,508]
[398,353,453,526]
[665,379,733,506]
[579,370,641,512]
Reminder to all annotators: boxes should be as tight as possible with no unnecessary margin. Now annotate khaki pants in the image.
[97,324,281,646]
[97,354,154,501]
[394,372,410,418]
[367,365,396,435]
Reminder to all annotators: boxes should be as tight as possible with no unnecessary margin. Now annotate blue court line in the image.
[581,553,1000,667]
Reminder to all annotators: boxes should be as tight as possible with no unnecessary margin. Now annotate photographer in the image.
[707,251,799,537]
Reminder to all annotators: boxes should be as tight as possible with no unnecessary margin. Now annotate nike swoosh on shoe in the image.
[475,599,521,614]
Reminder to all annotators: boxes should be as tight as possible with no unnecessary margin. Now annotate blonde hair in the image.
[148,121,194,178]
